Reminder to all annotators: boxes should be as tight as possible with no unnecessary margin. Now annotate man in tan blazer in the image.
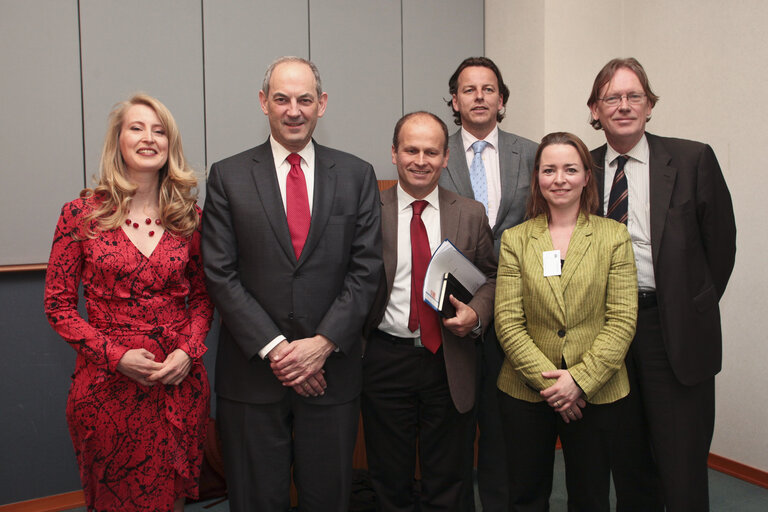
[362,112,497,512]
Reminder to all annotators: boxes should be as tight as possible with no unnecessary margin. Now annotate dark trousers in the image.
[217,393,359,512]
[471,328,509,512]
[362,333,474,512]
[612,304,715,511]
[498,391,622,512]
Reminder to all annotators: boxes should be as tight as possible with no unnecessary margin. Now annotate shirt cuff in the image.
[259,335,286,360]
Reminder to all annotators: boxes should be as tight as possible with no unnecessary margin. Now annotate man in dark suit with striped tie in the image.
[588,57,736,512]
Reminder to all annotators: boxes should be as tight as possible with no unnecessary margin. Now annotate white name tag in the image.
[543,250,561,277]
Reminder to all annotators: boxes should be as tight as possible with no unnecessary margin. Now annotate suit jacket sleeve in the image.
[314,163,383,353]
[202,162,284,360]
[696,144,736,298]
[567,225,637,399]
[494,227,559,391]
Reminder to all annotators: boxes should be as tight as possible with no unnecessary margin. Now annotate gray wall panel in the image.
[79,0,206,196]
[0,0,83,265]
[309,0,402,179]
[402,0,485,130]
[203,0,309,166]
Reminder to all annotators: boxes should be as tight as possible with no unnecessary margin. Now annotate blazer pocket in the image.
[693,285,718,313]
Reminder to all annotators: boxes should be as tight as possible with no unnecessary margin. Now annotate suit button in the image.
[557,329,566,338]
[288,312,294,320]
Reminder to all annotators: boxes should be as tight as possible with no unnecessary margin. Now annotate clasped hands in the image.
[268,334,335,398]
[540,369,586,423]
[117,348,192,387]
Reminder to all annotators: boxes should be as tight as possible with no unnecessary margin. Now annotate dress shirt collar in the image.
[269,135,315,168]
[396,183,440,215]
[606,133,649,166]
[460,125,499,153]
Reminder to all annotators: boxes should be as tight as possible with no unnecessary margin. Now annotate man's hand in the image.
[291,370,327,397]
[442,295,479,338]
[269,334,336,386]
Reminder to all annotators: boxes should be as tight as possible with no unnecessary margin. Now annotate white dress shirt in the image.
[260,136,316,359]
[377,184,441,340]
[461,126,501,228]
[602,134,656,291]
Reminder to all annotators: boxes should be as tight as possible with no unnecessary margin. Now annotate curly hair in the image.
[81,93,199,238]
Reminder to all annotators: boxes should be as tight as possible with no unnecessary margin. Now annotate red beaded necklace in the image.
[125,212,162,237]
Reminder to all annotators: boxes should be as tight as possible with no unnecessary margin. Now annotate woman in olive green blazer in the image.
[494,132,637,511]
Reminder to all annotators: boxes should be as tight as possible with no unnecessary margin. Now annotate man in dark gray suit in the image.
[588,57,736,512]
[439,56,537,512]
[202,56,382,512]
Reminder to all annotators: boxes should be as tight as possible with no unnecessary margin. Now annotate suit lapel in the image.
[647,133,676,267]
[561,214,592,291]
[249,142,296,262]
[529,215,566,316]
[438,187,459,245]
[592,144,608,211]
[446,133,475,199]
[298,145,336,267]
[380,187,399,296]
[495,131,523,235]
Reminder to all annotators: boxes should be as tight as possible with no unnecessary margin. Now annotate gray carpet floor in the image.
[66,451,768,511]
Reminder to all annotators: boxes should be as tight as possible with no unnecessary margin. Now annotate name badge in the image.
[543,250,561,277]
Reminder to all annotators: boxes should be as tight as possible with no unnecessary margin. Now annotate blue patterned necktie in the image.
[469,140,489,213]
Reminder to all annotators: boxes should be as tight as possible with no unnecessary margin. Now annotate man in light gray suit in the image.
[439,56,537,512]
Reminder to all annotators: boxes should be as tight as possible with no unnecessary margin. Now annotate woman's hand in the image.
[540,369,586,421]
[147,349,193,386]
[117,349,164,386]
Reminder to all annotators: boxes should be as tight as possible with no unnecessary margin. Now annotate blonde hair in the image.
[81,93,199,238]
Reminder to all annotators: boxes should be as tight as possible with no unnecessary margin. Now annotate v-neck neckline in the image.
[118,225,166,260]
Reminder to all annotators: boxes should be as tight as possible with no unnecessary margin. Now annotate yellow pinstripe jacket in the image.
[495,213,638,404]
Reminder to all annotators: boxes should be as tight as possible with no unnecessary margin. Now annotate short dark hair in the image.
[392,111,449,153]
[587,57,660,130]
[526,132,599,220]
[446,57,510,126]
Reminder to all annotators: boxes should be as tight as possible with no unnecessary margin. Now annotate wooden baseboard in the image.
[0,490,84,512]
[708,453,768,489]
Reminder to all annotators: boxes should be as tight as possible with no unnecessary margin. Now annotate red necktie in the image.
[408,200,441,353]
[286,153,311,259]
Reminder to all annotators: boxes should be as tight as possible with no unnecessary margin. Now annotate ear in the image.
[391,145,397,165]
[317,92,328,118]
[451,94,459,112]
[259,90,268,115]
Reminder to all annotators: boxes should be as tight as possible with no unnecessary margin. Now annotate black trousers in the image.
[498,391,622,512]
[469,328,509,512]
[217,393,359,512]
[611,304,715,511]
[361,333,474,512]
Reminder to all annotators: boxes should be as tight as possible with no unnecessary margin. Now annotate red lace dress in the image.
[44,197,213,512]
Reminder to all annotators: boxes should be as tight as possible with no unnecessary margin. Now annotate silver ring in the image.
[554,401,560,407]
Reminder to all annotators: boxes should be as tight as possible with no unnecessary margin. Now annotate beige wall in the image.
[487,0,768,472]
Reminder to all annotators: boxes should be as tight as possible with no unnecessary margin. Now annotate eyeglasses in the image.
[599,93,646,106]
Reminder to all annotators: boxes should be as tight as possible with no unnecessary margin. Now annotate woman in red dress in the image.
[44,93,213,512]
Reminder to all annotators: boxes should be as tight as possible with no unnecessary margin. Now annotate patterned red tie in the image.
[286,153,311,259]
[408,200,442,353]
